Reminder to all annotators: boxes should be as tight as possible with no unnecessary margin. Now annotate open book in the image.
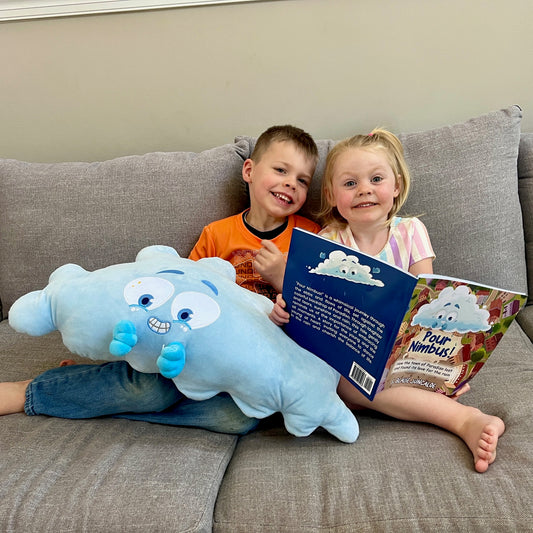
[282,228,527,400]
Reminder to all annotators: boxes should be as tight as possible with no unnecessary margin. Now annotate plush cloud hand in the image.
[157,342,186,378]
[109,320,138,356]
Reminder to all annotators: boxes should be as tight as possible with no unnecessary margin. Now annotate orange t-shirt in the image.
[188,211,320,301]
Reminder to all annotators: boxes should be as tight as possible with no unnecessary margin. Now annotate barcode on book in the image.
[349,362,376,395]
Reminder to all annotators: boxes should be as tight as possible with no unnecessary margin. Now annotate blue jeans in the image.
[25,361,259,435]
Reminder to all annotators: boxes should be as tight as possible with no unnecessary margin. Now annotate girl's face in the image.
[328,147,400,229]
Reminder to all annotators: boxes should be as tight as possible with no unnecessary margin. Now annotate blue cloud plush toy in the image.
[9,246,359,443]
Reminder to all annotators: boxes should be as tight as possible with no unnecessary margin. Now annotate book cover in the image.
[282,228,527,400]
[283,228,418,399]
[383,275,528,396]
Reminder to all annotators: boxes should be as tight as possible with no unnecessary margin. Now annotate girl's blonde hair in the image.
[318,128,411,228]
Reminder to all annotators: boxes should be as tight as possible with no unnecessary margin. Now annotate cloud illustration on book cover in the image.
[412,285,491,334]
[310,250,384,287]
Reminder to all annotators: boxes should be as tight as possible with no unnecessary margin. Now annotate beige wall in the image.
[1,0,532,162]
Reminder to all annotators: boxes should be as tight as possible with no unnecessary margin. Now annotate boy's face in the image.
[243,141,315,222]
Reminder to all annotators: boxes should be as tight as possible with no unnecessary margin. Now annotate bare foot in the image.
[460,409,505,473]
[0,380,31,415]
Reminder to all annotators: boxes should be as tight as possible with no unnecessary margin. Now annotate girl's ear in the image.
[393,175,401,198]
[242,159,253,184]
[325,187,336,207]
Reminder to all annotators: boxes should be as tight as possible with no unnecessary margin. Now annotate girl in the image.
[266,129,504,473]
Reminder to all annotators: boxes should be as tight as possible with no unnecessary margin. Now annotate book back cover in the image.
[283,228,417,399]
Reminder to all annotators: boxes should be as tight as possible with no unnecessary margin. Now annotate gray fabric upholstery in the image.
[0,324,238,532]
[517,133,533,337]
[0,143,250,318]
[399,106,525,292]
[518,134,533,291]
[240,106,525,292]
[1,107,532,532]
[214,323,533,533]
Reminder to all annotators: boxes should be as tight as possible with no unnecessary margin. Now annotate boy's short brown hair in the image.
[251,125,318,166]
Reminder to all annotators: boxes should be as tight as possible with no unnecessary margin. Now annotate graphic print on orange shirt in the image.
[229,249,277,302]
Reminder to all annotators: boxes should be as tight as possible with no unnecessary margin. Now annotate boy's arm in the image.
[188,226,215,260]
[254,240,286,293]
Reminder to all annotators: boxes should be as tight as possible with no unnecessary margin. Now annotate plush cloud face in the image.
[412,285,491,334]
[309,250,384,287]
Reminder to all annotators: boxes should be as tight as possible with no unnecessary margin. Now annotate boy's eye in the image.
[275,167,287,174]
[372,176,383,183]
[298,177,310,188]
[344,180,356,187]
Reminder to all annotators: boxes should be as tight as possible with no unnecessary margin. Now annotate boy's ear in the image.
[242,158,254,184]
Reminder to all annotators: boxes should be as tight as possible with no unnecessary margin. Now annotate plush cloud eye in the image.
[124,277,175,311]
[171,291,220,330]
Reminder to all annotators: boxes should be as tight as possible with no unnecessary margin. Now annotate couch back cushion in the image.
[0,143,250,318]
[0,106,527,319]
[241,106,526,293]
[518,133,533,305]
[398,106,525,293]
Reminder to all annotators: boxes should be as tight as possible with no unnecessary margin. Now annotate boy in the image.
[0,125,320,435]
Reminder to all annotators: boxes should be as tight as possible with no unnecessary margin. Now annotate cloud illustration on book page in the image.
[309,250,384,287]
[412,285,491,334]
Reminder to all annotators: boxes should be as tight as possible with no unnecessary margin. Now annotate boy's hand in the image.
[269,293,291,326]
[254,240,287,293]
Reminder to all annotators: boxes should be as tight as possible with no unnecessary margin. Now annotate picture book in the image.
[282,228,527,400]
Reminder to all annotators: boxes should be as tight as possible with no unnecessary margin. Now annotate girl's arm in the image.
[269,294,290,326]
[408,257,433,277]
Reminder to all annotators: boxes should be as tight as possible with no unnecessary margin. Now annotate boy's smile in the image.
[243,141,315,231]
[271,191,294,205]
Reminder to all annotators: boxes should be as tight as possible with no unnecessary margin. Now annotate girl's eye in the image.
[372,176,383,183]
[124,277,175,311]
[344,180,356,187]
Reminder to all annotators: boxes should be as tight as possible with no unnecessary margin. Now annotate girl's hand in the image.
[254,240,287,293]
[269,293,290,326]
[450,382,470,400]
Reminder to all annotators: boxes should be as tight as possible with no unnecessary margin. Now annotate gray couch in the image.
[1,106,532,532]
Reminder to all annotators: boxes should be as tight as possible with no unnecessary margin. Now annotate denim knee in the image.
[27,361,181,418]
[111,362,182,412]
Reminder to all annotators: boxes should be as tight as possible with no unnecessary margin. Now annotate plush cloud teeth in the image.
[309,250,384,287]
